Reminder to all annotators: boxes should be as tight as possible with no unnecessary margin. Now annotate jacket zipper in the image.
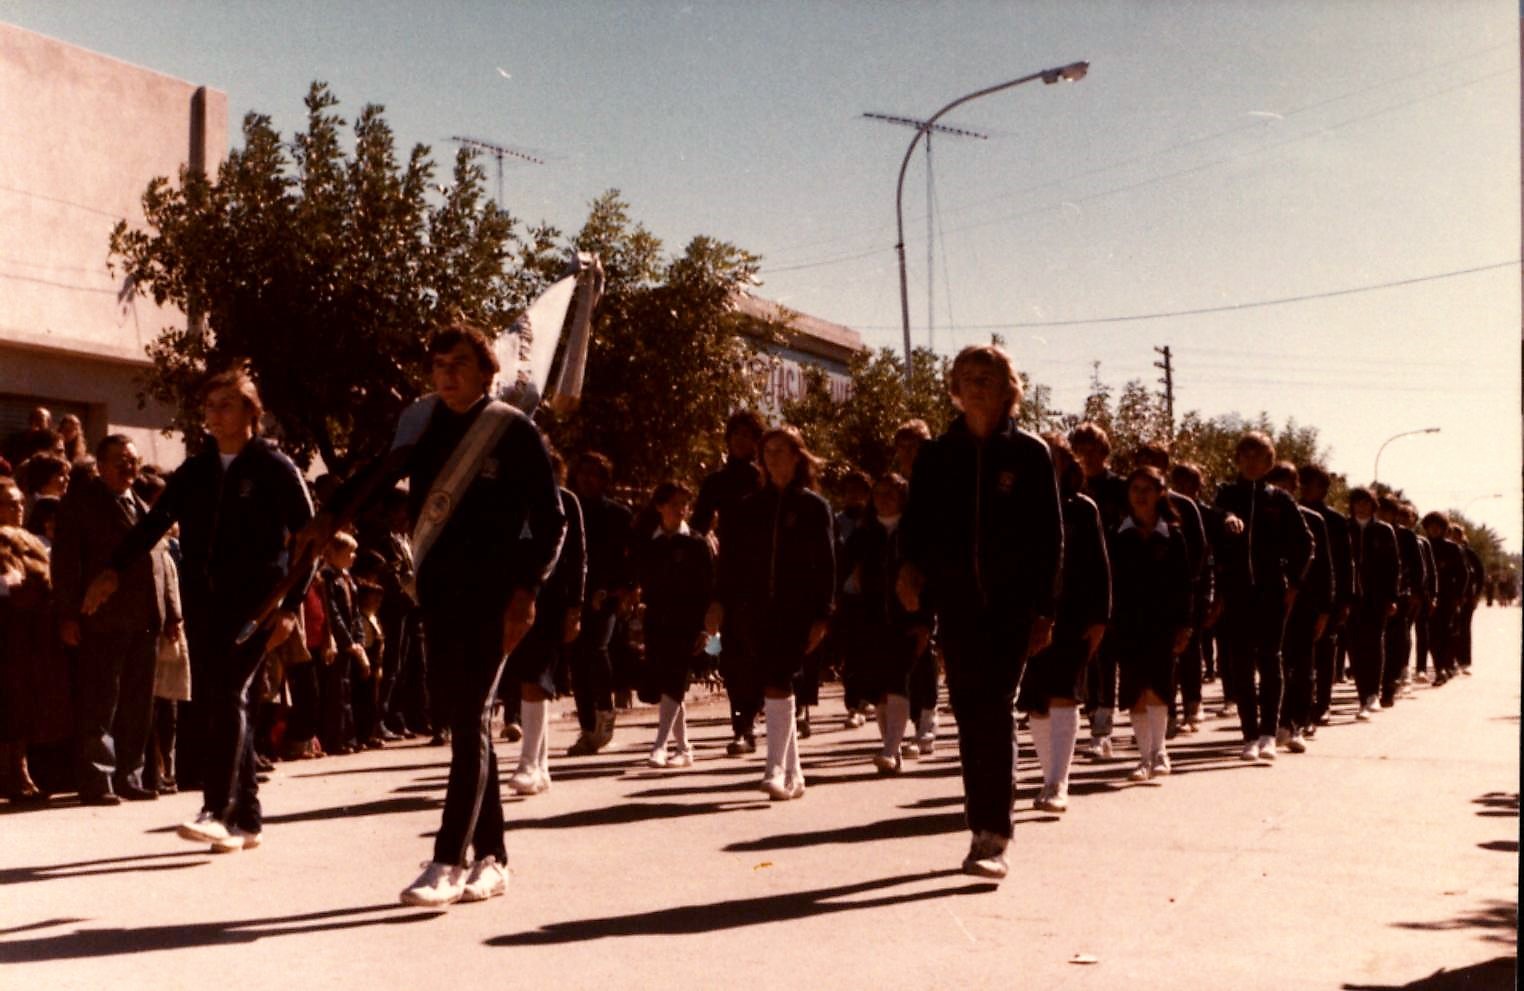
[1246,481,1256,587]
[973,442,986,605]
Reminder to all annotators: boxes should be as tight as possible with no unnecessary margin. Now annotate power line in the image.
[0,269,120,295]
[862,260,1519,331]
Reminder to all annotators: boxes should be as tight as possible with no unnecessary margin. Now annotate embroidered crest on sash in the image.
[424,490,453,525]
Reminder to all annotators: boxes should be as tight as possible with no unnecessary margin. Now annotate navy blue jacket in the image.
[1212,477,1313,597]
[691,456,763,536]
[716,483,835,626]
[1351,517,1402,613]
[1304,499,1355,610]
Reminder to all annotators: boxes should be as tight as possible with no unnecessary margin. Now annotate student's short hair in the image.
[873,472,909,504]
[724,410,765,442]
[327,531,358,553]
[95,433,135,463]
[840,470,873,495]
[1132,442,1171,469]
[1348,487,1375,508]
[1170,462,1203,489]
[1264,461,1298,488]
[427,320,499,375]
[1068,422,1111,456]
[949,345,1022,409]
[893,419,932,445]
[1421,510,1450,529]
[1376,495,1401,514]
[202,365,265,425]
[1235,431,1275,460]
[1297,464,1330,488]
[1448,524,1466,539]
[15,453,69,495]
[760,425,819,490]
[1125,465,1176,521]
[650,481,695,508]
[574,451,614,484]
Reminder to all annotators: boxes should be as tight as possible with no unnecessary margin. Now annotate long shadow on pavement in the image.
[506,798,771,832]
[1341,956,1517,990]
[0,850,210,885]
[486,869,994,946]
[0,904,443,963]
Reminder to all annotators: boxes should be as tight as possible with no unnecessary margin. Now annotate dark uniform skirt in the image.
[1017,630,1088,715]
[642,621,696,702]
[1112,626,1176,711]
[504,619,560,697]
[734,607,812,695]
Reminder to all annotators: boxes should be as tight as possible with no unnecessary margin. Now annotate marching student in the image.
[708,426,834,801]
[1345,488,1400,721]
[637,482,713,769]
[1171,463,1228,696]
[1106,467,1191,782]
[566,452,632,756]
[900,345,1062,880]
[505,449,586,796]
[1450,524,1484,675]
[1298,465,1354,731]
[1421,512,1467,684]
[1212,432,1313,761]
[1377,496,1421,706]
[838,472,926,775]
[690,411,765,756]
[1409,506,1439,683]
[1265,463,1333,754]
[1069,422,1127,759]
[1020,435,1109,809]
[892,420,940,757]
[832,470,875,729]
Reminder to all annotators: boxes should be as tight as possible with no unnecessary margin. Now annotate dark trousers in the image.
[74,627,158,798]
[192,621,268,832]
[1219,590,1286,741]
[144,698,177,790]
[907,650,939,726]
[353,658,379,743]
[720,619,761,739]
[1413,604,1432,674]
[320,654,355,750]
[1176,629,1204,712]
[571,602,617,733]
[1456,603,1477,668]
[939,609,1030,840]
[1428,602,1458,676]
[1280,603,1322,731]
[424,608,509,867]
[1382,614,1410,703]
[1312,626,1339,722]
[1347,605,1387,703]
[284,662,320,746]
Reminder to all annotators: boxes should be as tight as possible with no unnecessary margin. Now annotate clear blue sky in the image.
[4,0,1519,547]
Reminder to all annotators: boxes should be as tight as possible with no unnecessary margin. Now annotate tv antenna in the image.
[862,113,988,353]
[450,135,545,207]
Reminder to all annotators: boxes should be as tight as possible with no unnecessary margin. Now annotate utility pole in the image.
[1154,345,1175,441]
[863,112,988,355]
[450,135,545,208]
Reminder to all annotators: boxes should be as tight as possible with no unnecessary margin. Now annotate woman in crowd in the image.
[708,426,834,801]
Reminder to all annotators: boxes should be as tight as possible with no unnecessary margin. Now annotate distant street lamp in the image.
[1372,427,1441,487]
[894,61,1089,385]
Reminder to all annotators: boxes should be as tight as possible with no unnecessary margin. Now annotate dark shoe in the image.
[157,781,179,795]
[81,792,121,807]
[428,733,447,747]
[254,755,275,772]
[117,783,159,801]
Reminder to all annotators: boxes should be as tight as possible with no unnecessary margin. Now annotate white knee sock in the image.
[763,696,793,780]
[917,708,937,739]
[883,694,910,757]
[1029,715,1053,785]
[785,714,803,783]
[672,700,689,751]
[519,700,547,774]
[1148,704,1168,761]
[875,703,889,739]
[538,710,550,777]
[1049,707,1079,789]
[1130,709,1152,763]
[654,695,679,752]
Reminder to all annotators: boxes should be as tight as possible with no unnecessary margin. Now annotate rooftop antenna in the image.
[450,135,546,207]
[863,113,988,353]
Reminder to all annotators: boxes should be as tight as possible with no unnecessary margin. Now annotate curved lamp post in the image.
[894,61,1089,385]
[1372,427,1440,487]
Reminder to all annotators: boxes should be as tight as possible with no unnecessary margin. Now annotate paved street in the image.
[2,609,1517,990]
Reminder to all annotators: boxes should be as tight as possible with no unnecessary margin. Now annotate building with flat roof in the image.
[0,22,226,469]
[731,291,863,419]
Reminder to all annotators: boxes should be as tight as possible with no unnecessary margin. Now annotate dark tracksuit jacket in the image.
[839,516,930,699]
[636,526,714,700]
[1282,504,1335,729]
[1083,469,1129,534]
[1019,491,1110,714]
[691,456,763,535]
[1349,517,1401,703]
[1106,517,1191,710]
[716,483,835,693]
[505,487,586,693]
[1427,537,1468,670]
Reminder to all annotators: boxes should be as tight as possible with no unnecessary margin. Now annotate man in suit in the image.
[53,435,169,803]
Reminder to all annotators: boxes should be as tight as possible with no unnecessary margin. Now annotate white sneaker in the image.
[1240,739,1261,761]
[1151,751,1172,776]
[785,777,806,800]
[1286,731,1307,754]
[900,740,921,759]
[1365,695,1382,714]
[961,832,1009,879]
[460,856,508,903]
[667,749,694,768]
[210,826,261,854]
[761,774,792,800]
[872,753,901,775]
[178,810,230,844]
[400,861,466,907]
[846,711,866,729]
[1256,735,1277,761]
[1088,736,1114,761]
[1034,784,1068,813]
[1355,705,1372,722]
[917,733,936,756]
[1414,671,1429,683]
[1217,702,1238,718]
[646,748,669,768]
[508,767,550,795]
[1128,761,1152,782]
[1275,727,1292,749]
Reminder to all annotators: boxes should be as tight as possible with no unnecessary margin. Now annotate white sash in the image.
[407,398,518,597]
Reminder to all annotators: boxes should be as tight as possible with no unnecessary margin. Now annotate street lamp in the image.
[1372,427,1440,487]
[894,60,1089,385]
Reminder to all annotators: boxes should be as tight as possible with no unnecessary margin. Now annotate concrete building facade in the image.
[732,291,862,421]
[0,22,226,468]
